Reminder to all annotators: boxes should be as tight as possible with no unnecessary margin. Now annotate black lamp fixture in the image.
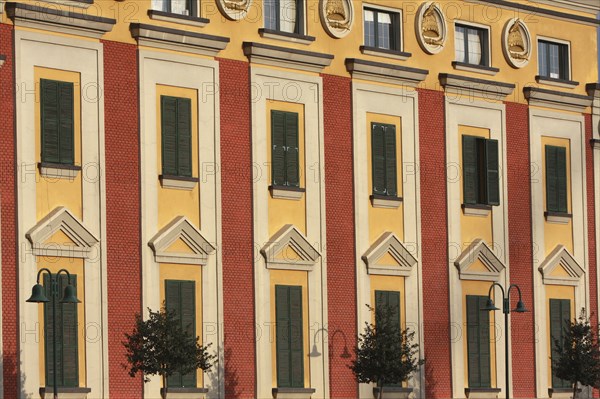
[27,268,80,399]
[309,328,352,359]
[481,282,527,399]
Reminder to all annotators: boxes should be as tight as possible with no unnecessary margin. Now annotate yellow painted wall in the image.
[36,257,86,387]
[269,269,310,388]
[544,285,575,386]
[156,85,201,229]
[159,263,204,387]
[34,67,83,221]
[366,113,403,242]
[458,125,493,249]
[267,100,307,237]
[461,280,497,388]
[541,136,573,256]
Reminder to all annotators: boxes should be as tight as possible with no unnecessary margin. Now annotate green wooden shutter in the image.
[276,285,304,388]
[375,291,401,387]
[177,98,192,178]
[550,299,571,388]
[44,274,78,388]
[546,146,558,212]
[466,295,491,388]
[161,96,178,176]
[477,296,491,387]
[289,286,303,388]
[384,125,397,197]
[462,135,479,205]
[372,123,386,196]
[41,79,60,163]
[485,139,499,206]
[285,112,300,188]
[58,82,74,165]
[272,111,286,187]
[556,147,567,213]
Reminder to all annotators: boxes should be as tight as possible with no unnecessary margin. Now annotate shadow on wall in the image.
[207,346,240,399]
[3,351,32,399]
[424,359,437,397]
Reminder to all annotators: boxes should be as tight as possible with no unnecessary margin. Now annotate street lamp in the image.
[27,268,80,399]
[309,328,351,359]
[481,282,528,399]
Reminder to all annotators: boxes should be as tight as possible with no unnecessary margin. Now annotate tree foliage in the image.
[350,304,424,399]
[552,308,600,399]
[123,306,217,399]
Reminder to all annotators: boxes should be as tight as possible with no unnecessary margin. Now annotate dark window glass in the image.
[364,8,400,50]
[455,24,489,66]
[538,40,569,80]
[462,135,499,206]
[264,0,304,34]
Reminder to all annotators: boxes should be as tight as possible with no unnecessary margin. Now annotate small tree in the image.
[350,304,424,399]
[123,306,217,399]
[552,308,600,399]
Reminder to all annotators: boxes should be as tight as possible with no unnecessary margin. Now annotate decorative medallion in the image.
[216,0,252,20]
[415,2,446,54]
[502,18,531,68]
[320,0,353,39]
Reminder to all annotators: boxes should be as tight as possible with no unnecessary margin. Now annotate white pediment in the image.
[148,216,215,265]
[361,232,418,276]
[26,207,99,259]
[260,224,320,271]
[454,239,505,281]
[538,245,584,286]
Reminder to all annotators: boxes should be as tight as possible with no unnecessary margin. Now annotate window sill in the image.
[272,388,316,399]
[159,175,199,190]
[269,185,305,200]
[535,75,579,89]
[258,29,315,45]
[370,194,403,209]
[360,46,411,61]
[373,387,413,399]
[36,0,93,9]
[465,388,501,399]
[39,162,81,180]
[40,387,91,399]
[549,387,581,398]
[545,211,572,224]
[148,10,209,28]
[160,387,209,399]
[462,203,492,217]
[452,61,499,76]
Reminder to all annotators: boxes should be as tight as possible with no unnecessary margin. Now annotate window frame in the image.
[371,122,398,198]
[264,0,306,35]
[466,295,492,388]
[462,135,500,207]
[160,95,193,179]
[362,5,402,52]
[271,110,301,189]
[40,78,75,166]
[153,0,198,16]
[454,22,491,67]
[544,145,569,214]
[549,298,571,389]
[537,37,571,81]
[275,284,304,388]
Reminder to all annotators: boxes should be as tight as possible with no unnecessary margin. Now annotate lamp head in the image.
[482,298,499,311]
[26,284,50,303]
[309,344,321,358]
[513,300,528,313]
[60,284,80,304]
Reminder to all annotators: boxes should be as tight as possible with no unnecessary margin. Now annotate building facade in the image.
[0,0,599,398]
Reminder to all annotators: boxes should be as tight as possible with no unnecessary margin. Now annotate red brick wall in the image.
[418,88,452,398]
[217,58,256,398]
[585,114,598,327]
[102,40,143,398]
[322,74,357,398]
[505,102,536,397]
[0,23,19,398]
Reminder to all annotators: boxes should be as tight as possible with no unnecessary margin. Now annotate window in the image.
[545,145,568,214]
[161,96,192,178]
[538,40,569,80]
[153,0,197,16]
[375,290,401,388]
[372,123,397,197]
[364,8,400,51]
[264,0,304,34]
[165,280,197,388]
[271,110,300,188]
[462,135,499,206]
[44,274,79,387]
[275,285,304,388]
[466,295,491,388]
[41,79,74,165]
[549,299,571,388]
[455,24,489,66]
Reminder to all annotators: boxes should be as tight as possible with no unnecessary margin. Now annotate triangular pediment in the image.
[26,207,99,259]
[148,216,215,265]
[362,232,418,276]
[454,239,505,281]
[261,225,320,271]
[538,245,584,286]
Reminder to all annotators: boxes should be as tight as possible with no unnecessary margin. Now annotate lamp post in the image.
[27,268,80,399]
[481,283,528,399]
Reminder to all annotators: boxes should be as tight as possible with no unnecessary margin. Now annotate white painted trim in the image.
[362,232,418,277]
[445,99,509,398]
[529,108,588,398]
[454,239,506,282]
[159,176,198,190]
[351,82,423,398]
[453,20,492,67]
[261,224,320,271]
[39,165,80,180]
[361,4,404,51]
[538,244,584,286]
[536,36,572,81]
[138,50,223,398]
[14,31,108,398]
[251,67,329,399]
